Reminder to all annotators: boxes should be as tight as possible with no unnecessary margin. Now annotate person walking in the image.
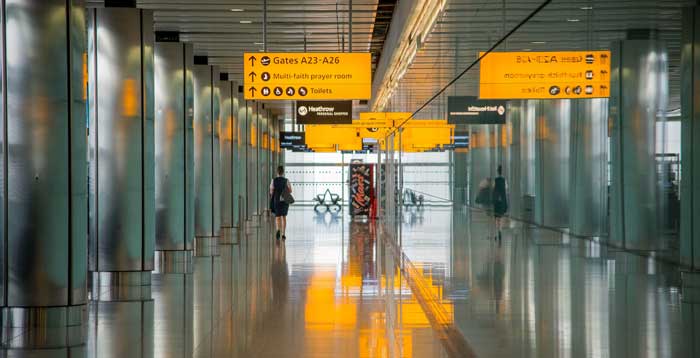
[270,166,292,240]
[492,165,508,241]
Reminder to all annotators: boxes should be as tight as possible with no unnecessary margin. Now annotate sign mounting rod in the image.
[263,0,268,52]
[349,0,353,52]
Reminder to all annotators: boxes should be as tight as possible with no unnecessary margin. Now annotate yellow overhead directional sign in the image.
[243,52,371,100]
[304,115,454,152]
[479,51,611,99]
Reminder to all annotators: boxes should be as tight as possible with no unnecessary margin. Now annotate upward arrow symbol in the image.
[248,72,257,82]
[248,56,257,67]
[248,87,257,97]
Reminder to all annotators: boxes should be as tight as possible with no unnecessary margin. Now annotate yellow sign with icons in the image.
[243,52,372,100]
[479,50,611,99]
[303,115,454,152]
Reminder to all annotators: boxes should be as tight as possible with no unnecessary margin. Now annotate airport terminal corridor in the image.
[3,0,700,357]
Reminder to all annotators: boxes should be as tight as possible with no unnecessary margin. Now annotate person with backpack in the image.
[270,166,293,240]
[492,165,508,241]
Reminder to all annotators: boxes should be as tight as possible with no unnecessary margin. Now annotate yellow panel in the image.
[306,114,453,152]
[305,125,359,150]
[250,124,257,147]
[262,133,269,149]
[243,52,371,100]
[479,50,611,99]
[304,271,357,331]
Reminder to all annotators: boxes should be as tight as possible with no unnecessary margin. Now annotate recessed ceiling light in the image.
[240,20,252,24]
[254,42,264,45]
[230,8,244,12]
[580,6,593,10]
[567,18,581,22]
[531,41,547,44]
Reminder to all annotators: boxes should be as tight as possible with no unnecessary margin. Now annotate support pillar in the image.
[517,101,538,222]
[452,129,469,207]
[570,99,609,237]
[246,102,261,229]
[0,0,88,349]
[88,6,155,302]
[506,101,524,219]
[219,77,237,244]
[237,95,249,232]
[154,40,194,273]
[193,60,221,256]
[535,100,572,228]
[681,7,700,269]
[468,125,495,205]
[610,34,668,250]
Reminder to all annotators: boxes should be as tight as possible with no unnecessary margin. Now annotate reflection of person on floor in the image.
[493,250,504,314]
[271,242,289,307]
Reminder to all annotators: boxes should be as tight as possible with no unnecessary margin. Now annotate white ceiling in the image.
[87,0,693,119]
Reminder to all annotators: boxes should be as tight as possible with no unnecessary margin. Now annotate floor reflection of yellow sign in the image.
[243,52,371,100]
[479,51,611,99]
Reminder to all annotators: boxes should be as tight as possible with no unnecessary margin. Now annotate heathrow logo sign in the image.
[296,100,352,124]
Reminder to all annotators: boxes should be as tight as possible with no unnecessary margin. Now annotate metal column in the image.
[681,7,700,269]
[245,102,261,227]
[506,101,524,219]
[88,7,155,302]
[452,133,469,207]
[610,36,668,250]
[219,78,237,244]
[154,41,195,273]
[535,100,572,228]
[0,0,88,348]
[569,99,609,237]
[237,96,249,230]
[468,125,496,205]
[193,63,221,256]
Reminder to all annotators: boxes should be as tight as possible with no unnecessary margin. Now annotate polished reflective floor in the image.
[398,206,700,358]
[83,207,447,358]
[5,206,700,357]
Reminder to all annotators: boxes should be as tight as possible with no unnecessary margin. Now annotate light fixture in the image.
[580,6,593,10]
[371,0,447,111]
[240,20,252,24]
[254,42,264,45]
[230,8,244,12]
[521,48,532,51]
[531,41,547,44]
[567,18,581,22]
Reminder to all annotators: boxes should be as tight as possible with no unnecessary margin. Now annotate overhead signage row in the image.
[243,52,371,100]
[479,50,611,99]
[447,96,506,124]
[279,112,468,153]
[296,100,352,124]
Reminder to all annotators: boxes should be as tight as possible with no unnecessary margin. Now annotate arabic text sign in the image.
[243,52,371,100]
[479,51,611,99]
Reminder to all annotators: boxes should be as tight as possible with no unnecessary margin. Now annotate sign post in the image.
[243,52,371,100]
